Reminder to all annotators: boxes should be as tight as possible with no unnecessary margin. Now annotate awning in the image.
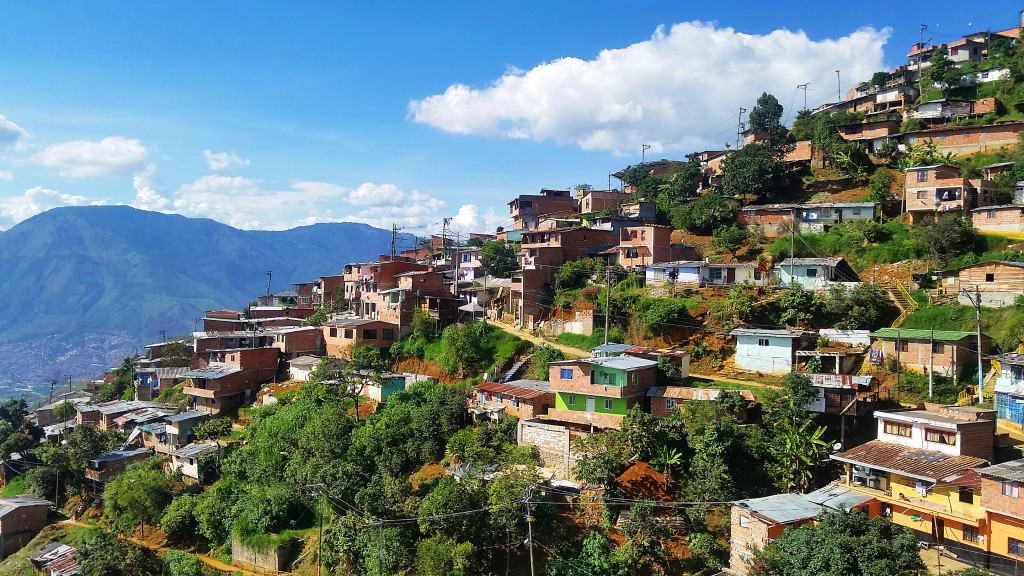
[459,303,486,313]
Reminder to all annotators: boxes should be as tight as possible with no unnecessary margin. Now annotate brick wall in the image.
[273,328,323,356]
[958,422,996,461]
[906,123,1024,155]
[876,338,986,376]
[729,506,771,576]
[518,419,575,479]
[547,362,654,398]
[982,477,1024,518]
[973,207,1024,233]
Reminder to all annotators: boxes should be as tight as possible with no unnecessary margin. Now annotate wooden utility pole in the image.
[525,485,536,576]
[960,286,986,403]
[604,267,611,345]
[928,325,935,399]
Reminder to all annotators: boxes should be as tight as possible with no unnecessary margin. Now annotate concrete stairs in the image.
[500,355,533,383]
[884,280,918,328]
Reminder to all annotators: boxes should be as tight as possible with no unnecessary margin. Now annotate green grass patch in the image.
[685,377,759,391]
[2,475,27,496]
[768,221,925,272]
[901,299,1024,351]
[892,371,963,405]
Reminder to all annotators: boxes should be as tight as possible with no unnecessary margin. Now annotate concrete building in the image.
[730,329,803,374]
[545,355,658,429]
[0,496,53,560]
[869,328,992,377]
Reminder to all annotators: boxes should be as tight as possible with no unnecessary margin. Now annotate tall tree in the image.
[719,143,789,202]
[748,92,785,137]
[479,240,519,278]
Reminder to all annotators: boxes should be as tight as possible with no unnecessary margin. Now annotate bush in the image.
[161,495,198,539]
[193,418,232,441]
[527,346,567,380]
[671,191,737,234]
[712,224,749,250]
[164,551,205,576]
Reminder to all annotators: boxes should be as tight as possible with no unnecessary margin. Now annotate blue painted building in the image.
[730,328,803,374]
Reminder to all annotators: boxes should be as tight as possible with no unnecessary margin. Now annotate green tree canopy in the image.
[720,143,790,202]
[480,240,519,278]
[103,458,173,533]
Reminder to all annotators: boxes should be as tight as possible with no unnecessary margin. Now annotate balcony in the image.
[182,386,217,399]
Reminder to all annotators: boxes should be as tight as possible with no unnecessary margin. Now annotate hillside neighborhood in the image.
[21,12,1024,576]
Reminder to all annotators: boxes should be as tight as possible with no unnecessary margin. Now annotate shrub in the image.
[528,346,567,380]
[161,495,198,539]
[712,224,749,250]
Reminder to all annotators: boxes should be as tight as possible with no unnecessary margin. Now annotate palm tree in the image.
[650,446,683,491]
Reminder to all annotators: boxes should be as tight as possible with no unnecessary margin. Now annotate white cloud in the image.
[31,136,149,178]
[202,149,250,171]
[450,204,504,235]
[410,22,890,153]
[131,164,170,212]
[0,170,13,182]
[0,186,92,225]
[0,115,29,149]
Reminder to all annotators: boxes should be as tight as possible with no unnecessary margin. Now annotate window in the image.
[917,170,928,182]
[925,429,956,445]
[1003,481,1020,497]
[560,368,573,379]
[852,208,862,216]
[898,340,909,353]
[738,515,750,528]
[363,329,377,340]
[1010,537,1024,557]
[964,525,979,544]
[932,342,945,354]
[344,329,354,339]
[986,273,995,282]
[383,328,395,341]
[989,209,997,219]
[625,248,639,259]
[567,394,576,406]
[758,338,770,347]
[950,48,959,56]
[300,296,310,304]
[916,190,928,199]
[666,399,677,410]
[709,268,723,281]
[805,268,818,278]
[959,487,974,504]
[603,399,613,410]
[883,421,912,437]
[329,328,338,337]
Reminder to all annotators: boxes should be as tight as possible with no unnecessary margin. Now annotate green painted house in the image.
[546,355,658,429]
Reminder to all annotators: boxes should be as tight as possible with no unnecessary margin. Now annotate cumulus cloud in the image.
[0,170,13,182]
[0,186,92,226]
[31,136,149,179]
[202,149,250,171]
[410,22,890,153]
[450,204,505,235]
[131,164,170,212]
[0,115,29,149]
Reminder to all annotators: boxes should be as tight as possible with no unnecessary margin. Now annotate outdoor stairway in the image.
[884,280,918,328]
[500,355,532,383]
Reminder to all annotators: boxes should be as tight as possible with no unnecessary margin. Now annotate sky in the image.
[2,1,1023,239]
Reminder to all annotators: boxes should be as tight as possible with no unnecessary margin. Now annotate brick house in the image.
[903,122,1024,156]
[323,318,398,356]
[313,274,346,308]
[972,205,1024,235]
[738,203,877,236]
[76,400,174,431]
[85,447,153,484]
[978,460,1024,568]
[508,189,576,230]
[612,224,681,269]
[729,486,874,575]
[271,326,325,358]
[837,119,901,153]
[0,496,53,560]
[870,327,992,377]
[183,347,281,415]
[343,258,431,319]
[193,330,275,355]
[576,188,628,214]
[646,387,755,420]
[546,355,658,429]
[937,260,1024,307]
[469,380,554,421]
[202,309,246,332]
[904,164,997,225]
[169,442,219,483]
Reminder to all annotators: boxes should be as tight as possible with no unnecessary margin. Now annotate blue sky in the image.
[1,1,1022,235]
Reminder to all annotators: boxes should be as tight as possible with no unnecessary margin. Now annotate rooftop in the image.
[979,459,1024,482]
[736,492,823,524]
[164,410,208,423]
[89,447,153,463]
[776,257,846,267]
[474,380,552,400]
[182,365,242,379]
[646,387,755,401]
[831,440,987,482]
[591,343,633,354]
[870,328,978,342]
[730,328,802,338]
[550,355,658,371]
[173,442,219,459]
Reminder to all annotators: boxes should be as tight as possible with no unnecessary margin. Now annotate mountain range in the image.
[0,206,408,399]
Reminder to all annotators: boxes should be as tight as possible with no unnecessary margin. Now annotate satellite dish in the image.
[833,442,843,451]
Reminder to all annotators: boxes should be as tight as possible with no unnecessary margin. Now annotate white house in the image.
[730,329,803,374]
[705,262,762,287]
[170,442,219,482]
[775,257,859,290]
[645,261,703,285]
[646,261,764,287]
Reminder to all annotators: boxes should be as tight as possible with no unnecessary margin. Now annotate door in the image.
[586,397,596,412]
[935,518,944,544]
[726,267,736,284]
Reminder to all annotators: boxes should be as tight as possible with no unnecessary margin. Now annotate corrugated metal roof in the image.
[736,493,822,524]
[730,328,802,338]
[173,442,219,459]
[183,366,242,379]
[830,440,987,482]
[776,257,845,267]
[979,459,1024,482]
[164,410,208,423]
[592,343,633,354]
[474,380,551,400]
[803,484,874,511]
[870,328,977,342]
[646,387,755,401]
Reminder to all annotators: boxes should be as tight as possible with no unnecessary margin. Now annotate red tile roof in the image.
[831,440,987,482]
[474,381,551,400]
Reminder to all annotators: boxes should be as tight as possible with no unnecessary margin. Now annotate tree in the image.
[775,285,816,327]
[437,323,489,377]
[928,46,962,96]
[103,458,173,534]
[52,401,77,422]
[96,357,135,402]
[750,511,925,576]
[542,532,628,576]
[915,214,981,266]
[868,167,900,216]
[650,446,682,491]
[720,143,789,202]
[528,345,565,380]
[79,530,162,576]
[748,92,787,142]
[418,476,484,542]
[671,191,737,234]
[768,419,830,492]
[193,417,232,440]
[415,535,474,576]
[164,551,206,576]
[161,495,199,539]
[162,341,192,368]
[480,240,518,278]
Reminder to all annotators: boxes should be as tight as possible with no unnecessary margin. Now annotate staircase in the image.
[885,280,918,328]
[500,355,533,383]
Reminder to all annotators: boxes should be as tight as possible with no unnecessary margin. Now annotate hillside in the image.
[0,206,408,399]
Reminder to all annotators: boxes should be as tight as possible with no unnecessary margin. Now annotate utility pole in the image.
[307,484,325,576]
[48,378,56,405]
[265,270,273,301]
[896,329,902,404]
[452,231,461,295]
[525,485,536,576]
[390,223,401,259]
[961,286,985,404]
[797,82,809,110]
[736,107,747,149]
[377,520,385,576]
[918,24,928,104]
[789,209,796,285]
[641,144,651,168]
[836,69,841,102]
[604,267,611,345]
[928,325,935,399]
[158,330,166,343]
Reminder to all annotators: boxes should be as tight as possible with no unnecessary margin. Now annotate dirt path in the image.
[59,519,269,575]
[486,321,779,390]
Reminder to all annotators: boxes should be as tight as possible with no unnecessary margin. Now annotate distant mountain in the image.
[0,206,409,399]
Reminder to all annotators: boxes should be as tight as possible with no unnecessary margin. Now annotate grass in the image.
[768,221,925,272]
[554,329,625,351]
[900,299,1024,351]
[2,475,27,496]
[0,523,97,576]
[892,371,963,405]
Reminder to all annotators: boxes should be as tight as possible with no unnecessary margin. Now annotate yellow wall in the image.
[989,512,1024,559]
[889,474,984,521]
